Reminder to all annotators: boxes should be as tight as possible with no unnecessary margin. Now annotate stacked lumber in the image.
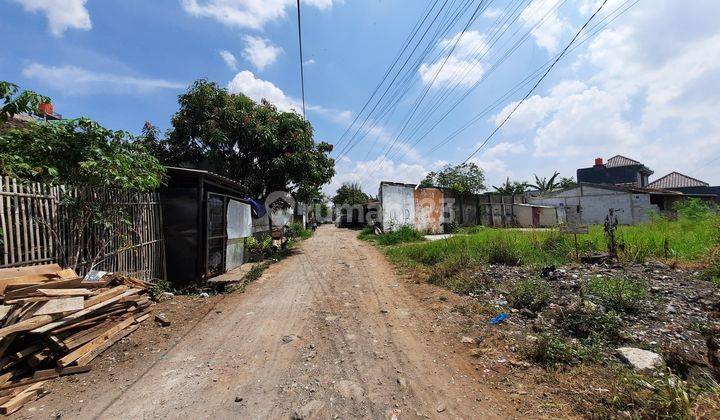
[0,264,154,415]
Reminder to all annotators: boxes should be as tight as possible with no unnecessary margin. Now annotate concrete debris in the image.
[616,347,663,373]
[154,313,171,327]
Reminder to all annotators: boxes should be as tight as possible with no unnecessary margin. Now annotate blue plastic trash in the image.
[490,312,508,325]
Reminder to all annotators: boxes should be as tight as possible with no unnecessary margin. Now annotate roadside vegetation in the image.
[363,199,720,417]
[384,200,719,269]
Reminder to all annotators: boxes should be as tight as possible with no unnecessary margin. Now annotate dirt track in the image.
[17,226,524,419]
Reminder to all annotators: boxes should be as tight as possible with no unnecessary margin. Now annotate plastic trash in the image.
[490,312,508,325]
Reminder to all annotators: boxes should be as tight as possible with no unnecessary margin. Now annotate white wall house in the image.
[528,183,658,225]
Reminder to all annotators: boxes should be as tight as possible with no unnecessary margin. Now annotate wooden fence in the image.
[0,177,165,281]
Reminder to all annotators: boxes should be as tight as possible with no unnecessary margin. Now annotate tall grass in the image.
[384,211,720,268]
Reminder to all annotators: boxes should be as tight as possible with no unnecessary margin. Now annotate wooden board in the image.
[31,297,84,316]
[0,315,57,338]
[4,278,83,301]
[32,288,139,334]
[37,289,92,297]
[57,316,135,368]
[0,264,61,280]
[76,324,138,366]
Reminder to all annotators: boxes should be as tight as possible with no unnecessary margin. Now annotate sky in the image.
[2,0,719,197]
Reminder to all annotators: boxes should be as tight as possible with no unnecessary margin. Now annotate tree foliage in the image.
[419,162,485,194]
[529,172,561,192]
[0,118,164,191]
[332,182,369,206]
[559,176,577,190]
[150,79,334,201]
[0,81,49,124]
[493,177,529,195]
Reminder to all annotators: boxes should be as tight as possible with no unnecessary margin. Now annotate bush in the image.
[559,306,623,343]
[508,278,551,312]
[149,279,174,301]
[286,222,312,240]
[586,276,647,313]
[523,333,589,367]
[485,237,520,265]
[375,226,425,246]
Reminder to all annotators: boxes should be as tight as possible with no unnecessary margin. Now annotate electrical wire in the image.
[296,0,306,118]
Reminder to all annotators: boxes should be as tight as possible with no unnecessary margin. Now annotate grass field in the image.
[378,209,719,269]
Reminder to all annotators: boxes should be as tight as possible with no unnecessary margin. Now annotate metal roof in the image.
[647,172,709,189]
[165,166,245,191]
[606,155,642,167]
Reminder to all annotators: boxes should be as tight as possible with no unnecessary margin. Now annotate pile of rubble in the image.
[0,264,154,415]
[465,261,720,375]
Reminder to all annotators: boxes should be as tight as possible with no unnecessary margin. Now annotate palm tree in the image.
[529,172,561,192]
[492,177,529,195]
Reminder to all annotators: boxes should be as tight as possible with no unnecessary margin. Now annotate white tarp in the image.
[227,200,252,239]
[226,200,252,271]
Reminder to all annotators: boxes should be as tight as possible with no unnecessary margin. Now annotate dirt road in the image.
[20,226,522,419]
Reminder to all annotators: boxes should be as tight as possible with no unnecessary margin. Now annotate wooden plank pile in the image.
[0,264,155,415]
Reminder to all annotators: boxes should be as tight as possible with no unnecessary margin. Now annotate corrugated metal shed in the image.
[647,172,709,189]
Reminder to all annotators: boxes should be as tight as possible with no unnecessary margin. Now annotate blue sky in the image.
[2,0,720,195]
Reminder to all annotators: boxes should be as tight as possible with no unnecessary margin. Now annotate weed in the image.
[374,226,425,246]
[540,231,571,258]
[427,256,483,295]
[558,306,623,343]
[586,276,647,313]
[523,333,589,367]
[485,237,521,266]
[702,246,720,285]
[357,225,375,241]
[508,278,551,312]
[149,278,174,301]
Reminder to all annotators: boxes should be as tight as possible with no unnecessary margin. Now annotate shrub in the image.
[508,278,551,312]
[559,306,623,343]
[523,333,589,366]
[586,276,647,313]
[149,278,174,301]
[485,237,520,265]
[375,226,425,246]
[286,222,312,240]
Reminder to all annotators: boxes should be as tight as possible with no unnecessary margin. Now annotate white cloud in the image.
[22,63,185,95]
[519,0,571,54]
[488,0,720,183]
[228,70,297,111]
[419,31,486,88]
[227,70,352,124]
[325,157,430,196]
[10,0,91,37]
[303,59,316,66]
[482,141,527,158]
[482,8,503,19]
[219,50,238,70]
[181,0,338,30]
[242,36,282,71]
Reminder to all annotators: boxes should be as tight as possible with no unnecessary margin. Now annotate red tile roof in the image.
[606,155,642,167]
[647,172,709,189]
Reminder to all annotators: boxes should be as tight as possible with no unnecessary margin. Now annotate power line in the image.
[462,0,610,163]
[296,0,306,118]
[421,0,638,157]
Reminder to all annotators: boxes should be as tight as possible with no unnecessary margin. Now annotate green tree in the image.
[156,79,335,201]
[332,182,369,206]
[559,176,577,190]
[529,172,561,193]
[0,118,164,190]
[492,177,528,195]
[419,162,485,194]
[1,81,50,124]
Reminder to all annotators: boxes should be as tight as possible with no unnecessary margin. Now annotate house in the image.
[160,167,258,286]
[377,182,561,232]
[648,172,720,202]
[577,155,654,187]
